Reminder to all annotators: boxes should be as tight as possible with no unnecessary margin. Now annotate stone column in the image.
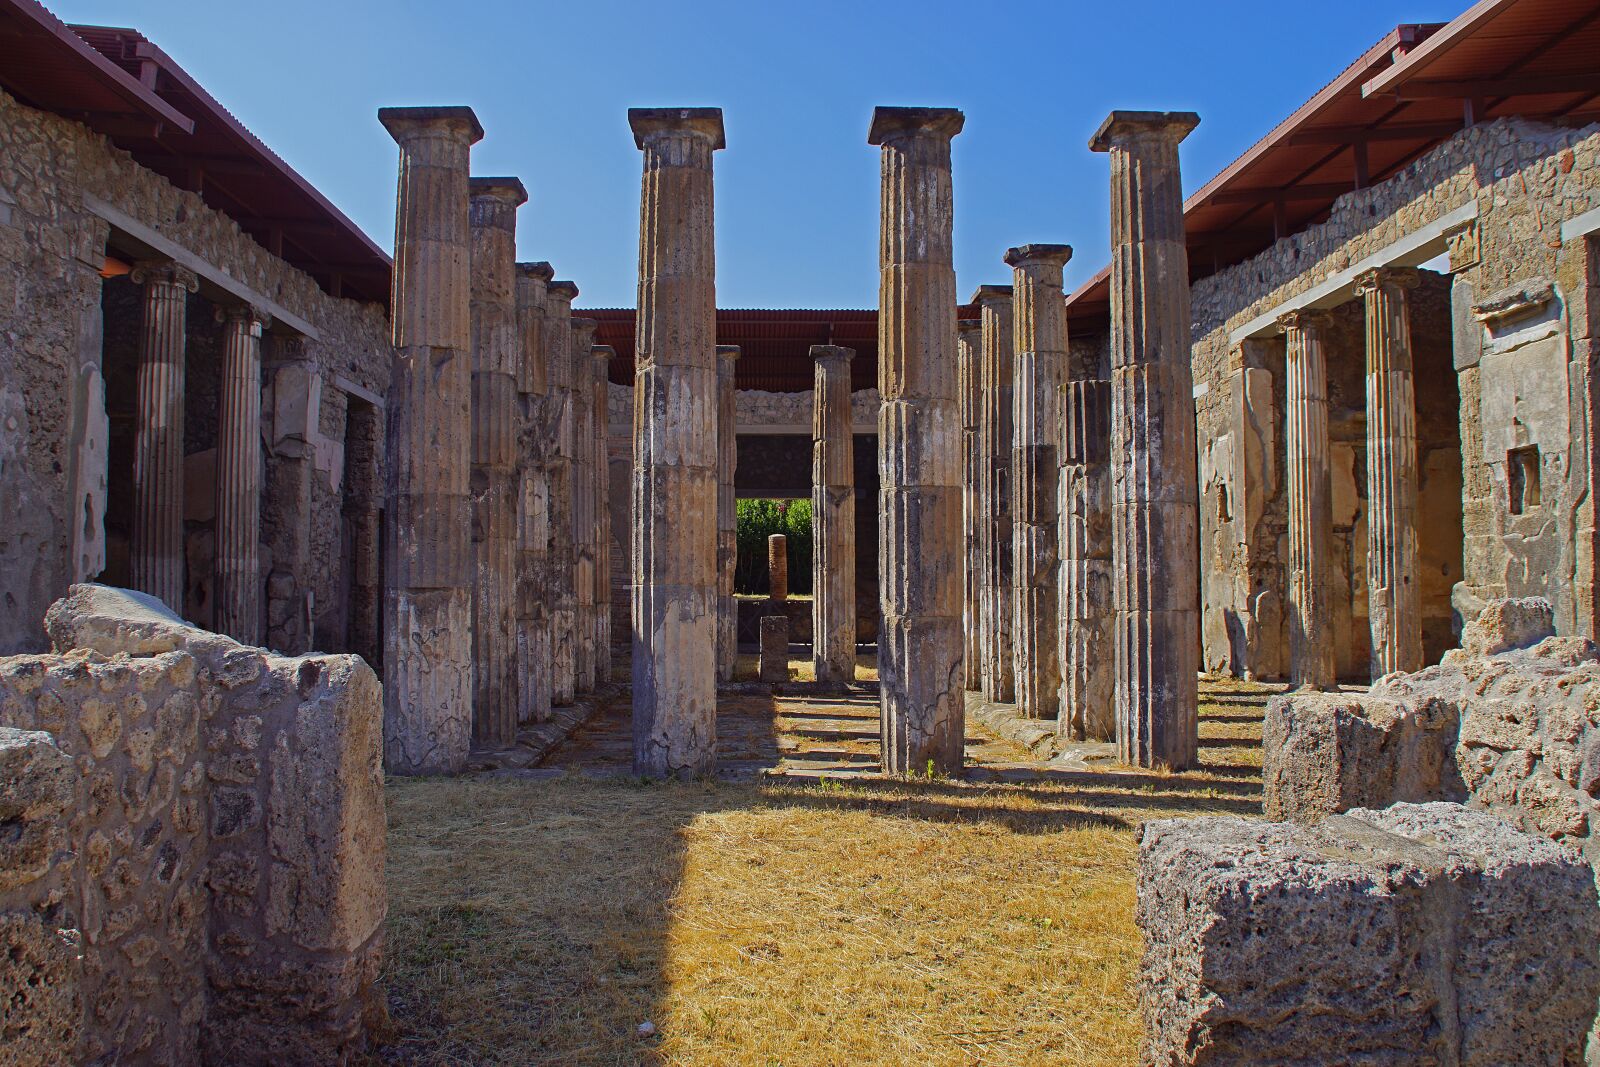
[957,320,983,689]
[1356,267,1424,678]
[469,177,526,746]
[1279,308,1337,689]
[768,533,788,603]
[716,344,740,682]
[630,107,724,778]
[1090,110,1201,771]
[591,343,614,685]
[1007,244,1073,720]
[974,284,1015,704]
[545,280,580,705]
[515,261,554,723]
[571,316,599,693]
[213,302,269,644]
[1060,377,1115,739]
[812,344,857,685]
[128,259,197,613]
[870,106,966,775]
[378,105,482,775]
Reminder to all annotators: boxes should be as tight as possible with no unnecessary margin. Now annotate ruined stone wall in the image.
[0,84,393,655]
[1190,118,1600,679]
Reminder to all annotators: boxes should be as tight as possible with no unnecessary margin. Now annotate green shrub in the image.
[735,497,814,595]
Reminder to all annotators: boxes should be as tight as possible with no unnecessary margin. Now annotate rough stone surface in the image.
[759,614,790,683]
[767,533,788,604]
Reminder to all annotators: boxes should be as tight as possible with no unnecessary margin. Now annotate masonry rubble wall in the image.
[0,584,385,1065]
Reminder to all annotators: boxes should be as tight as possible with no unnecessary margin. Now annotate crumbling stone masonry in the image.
[870,106,966,776]
[379,106,482,776]
[813,344,857,685]
[1091,110,1202,770]
[630,107,724,778]
[515,260,554,723]
[957,320,982,689]
[716,344,740,682]
[545,279,580,706]
[0,584,385,1065]
[974,284,1016,704]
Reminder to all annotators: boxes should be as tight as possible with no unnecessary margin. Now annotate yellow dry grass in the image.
[373,680,1268,1066]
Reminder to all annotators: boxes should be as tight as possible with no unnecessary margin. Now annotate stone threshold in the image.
[466,683,619,774]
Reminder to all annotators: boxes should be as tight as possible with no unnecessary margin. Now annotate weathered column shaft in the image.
[768,533,788,603]
[213,302,268,643]
[1358,267,1424,678]
[469,177,527,746]
[592,344,614,684]
[571,317,599,693]
[1281,308,1337,689]
[1091,110,1201,770]
[870,106,966,775]
[129,260,197,613]
[545,280,580,705]
[1061,378,1114,739]
[630,107,724,778]
[958,320,983,690]
[716,345,740,682]
[974,285,1016,704]
[812,344,857,685]
[515,260,554,723]
[1007,244,1073,720]
[378,105,482,775]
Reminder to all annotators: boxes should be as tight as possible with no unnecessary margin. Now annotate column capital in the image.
[548,280,580,304]
[516,261,555,282]
[969,283,1013,307]
[716,344,741,362]
[1354,266,1421,296]
[1276,306,1335,333]
[810,344,855,365]
[629,107,725,150]
[215,301,272,332]
[591,345,614,365]
[378,105,484,146]
[469,176,529,208]
[571,317,598,340]
[957,319,983,341]
[1003,243,1073,270]
[868,106,964,146]
[129,258,199,292]
[1088,110,1199,153]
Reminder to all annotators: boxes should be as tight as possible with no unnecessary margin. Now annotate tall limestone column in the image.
[1090,110,1201,770]
[870,106,966,775]
[129,259,197,613]
[812,344,857,685]
[716,344,740,682]
[591,343,615,684]
[1060,375,1114,740]
[213,302,269,644]
[957,320,983,690]
[571,316,599,693]
[379,105,482,775]
[545,279,580,705]
[1356,267,1424,678]
[515,261,554,723]
[468,176,527,746]
[630,107,725,778]
[1280,308,1337,689]
[1007,244,1073,720]
[974,284,1015,704]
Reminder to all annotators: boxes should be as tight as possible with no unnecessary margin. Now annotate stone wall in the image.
[0,585,384,1064]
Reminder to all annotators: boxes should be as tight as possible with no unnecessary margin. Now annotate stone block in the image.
[0,728,75,893]
[1138,803,1600,1066]
[1460,595,1554,655]
[759,615,790,683]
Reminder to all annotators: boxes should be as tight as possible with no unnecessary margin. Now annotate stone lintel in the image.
[810,344,855,364]
[868,106,964,145]
[468,176,530,206]
[516,261,555,281]
[1088,110,1199,152]
[628,107,726,150]
[1471,279,1555,326]
[716,344,741,361]
[1354,265,1421,295]
[1004,243,1074,269]
[969,283,1013,306]
[548,280,580,302]
[378,105,484,145]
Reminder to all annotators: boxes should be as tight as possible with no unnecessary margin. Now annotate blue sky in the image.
[52,0,1467,309]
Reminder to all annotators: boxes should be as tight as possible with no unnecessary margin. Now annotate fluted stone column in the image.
[545,279,580,705]
[592,343,614,684]
[630,107,724,778]
[129,259,197,613]
[469,176,527,746]
[974,284,1016,704]
[958,320,983,690]
[716,344,740,682]
[1061,377,1113,739]
[870,106,965,775]
[1280,308,1337,689]
[571,316,599,693]
[1356,267,1424,678]
[1007,244,1072,720]
[515,261,554,723]
[379,105,482,775]
[768,534,788,603]
[1091,110,1201,770]
[213,301,269,643]
[812,344,857,685]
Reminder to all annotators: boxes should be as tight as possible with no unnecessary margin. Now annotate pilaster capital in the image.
[716,344,741,362]
[591,345,615,364]
[1276,307,1334,334]
[516,261,555,282]
[810,344,855,365]
[377,105,484,146]
[129,258,199,293]
[1004,243,1074,271]
[469,176,529,208]
[629,107,726,150]
[969,283,1013,308]
[547,280,579,303]
[215,301,272,333]
[1354,266,1420,296]
[1088,110,1200,153]
[868,106,964,146]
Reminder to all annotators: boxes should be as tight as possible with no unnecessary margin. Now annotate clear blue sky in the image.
[52,0,1467,309]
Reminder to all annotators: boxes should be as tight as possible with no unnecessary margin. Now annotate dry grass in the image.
[374,680,1267,1066]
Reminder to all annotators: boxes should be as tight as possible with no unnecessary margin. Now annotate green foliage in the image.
[735,498,814,595]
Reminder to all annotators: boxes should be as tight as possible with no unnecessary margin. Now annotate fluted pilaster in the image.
[974,285,1016,704]
[571,316,599,694]
[958,320,983,690]
[213,301,268,643]
[515,260,554,724]
[812,344,857,686]
[545,280,580,705]
[1280,308,1337,689]
[592,344,614,684]
[1060,378,1113,739]
[716,344,740,682]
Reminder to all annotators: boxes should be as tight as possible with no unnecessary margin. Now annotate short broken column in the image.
[716,344,740,682]
[811,344,857,686]
[213,302,269,644]
[870,106,966,775]
[515,260,554,723]
[128,259,198,613]
[760,615,791,683]
[1357,267,1424,679]
[1279,308,1337,690]
[571,316,599,694]
[1060,377,1114,740]
[958,319,983,690]
[378,105,482,775]
[767,533,788,604]
[544,279,580,705]
[469,176,527,746]
[974,284,1015,704]
[630,107,725,779]
[1006,243,1073,721]
[1091,110,1201,770]
[592,343,614,685]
